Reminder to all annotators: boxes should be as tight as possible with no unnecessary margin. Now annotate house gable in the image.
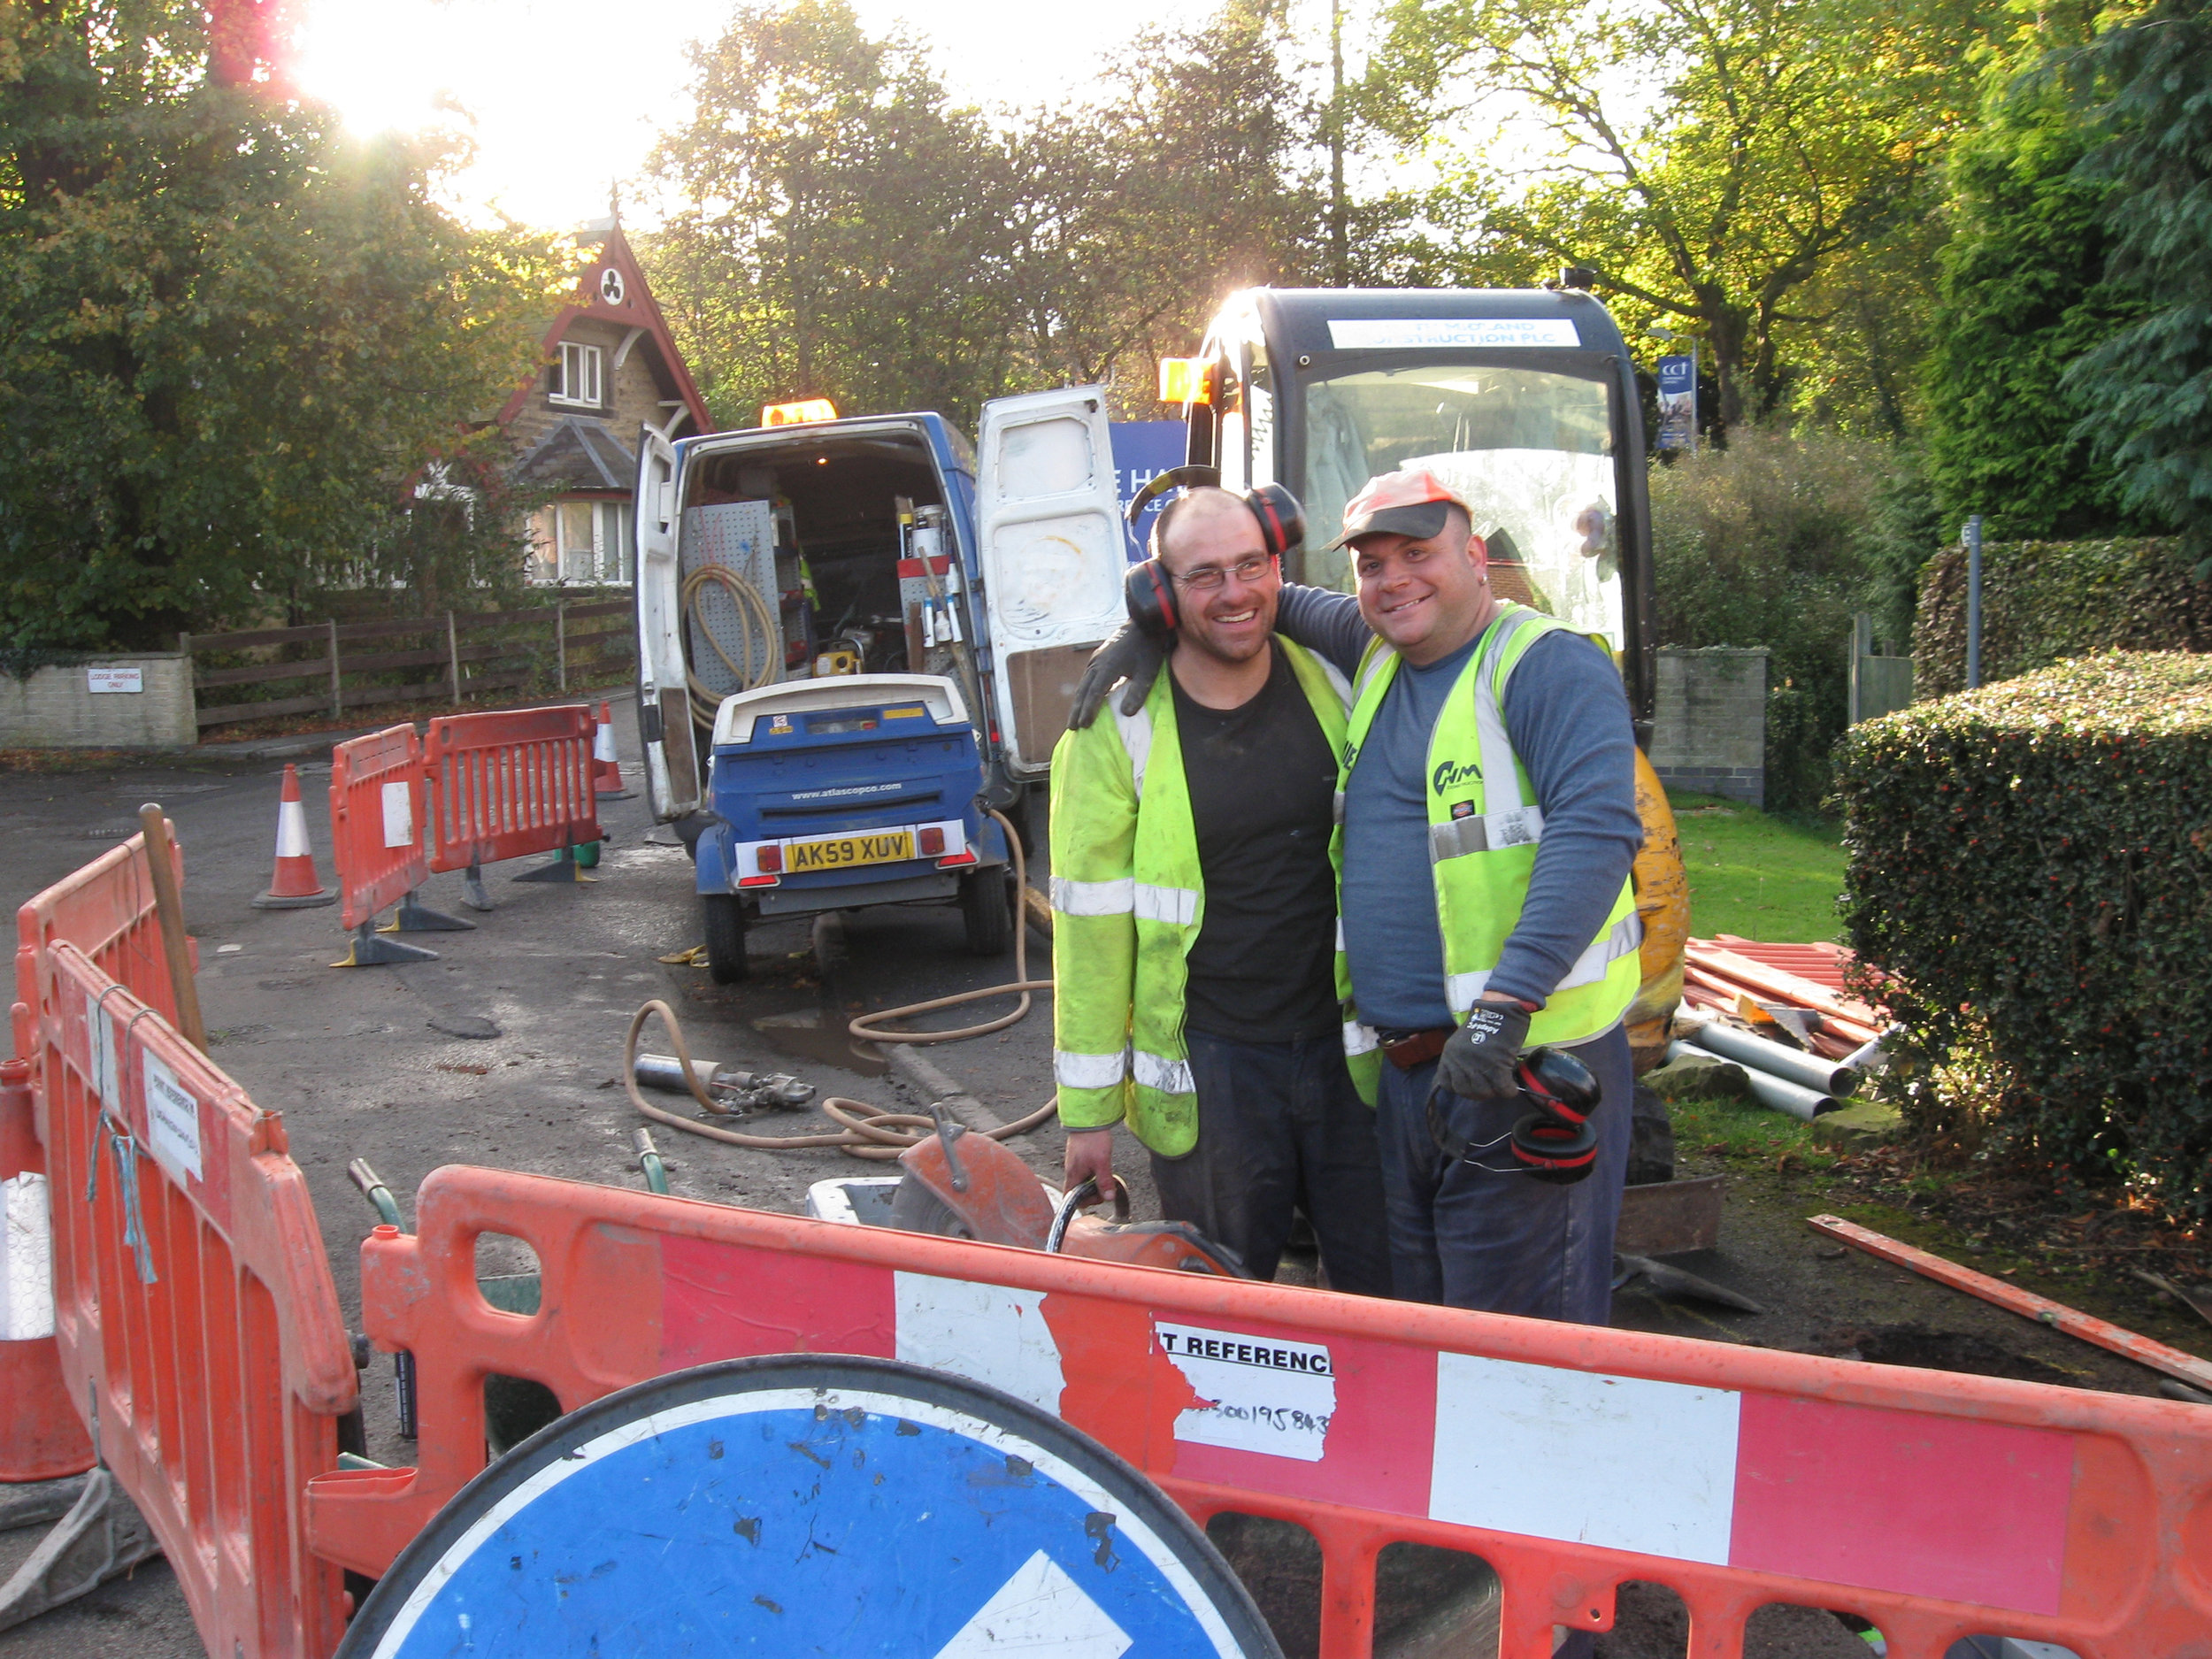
[496,222,712,454]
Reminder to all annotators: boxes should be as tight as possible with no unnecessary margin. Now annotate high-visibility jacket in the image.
[1048,639,1353,1156]
[1333,603,1642,1064]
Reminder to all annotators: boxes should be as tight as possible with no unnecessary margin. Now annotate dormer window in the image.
[552,340,603,408]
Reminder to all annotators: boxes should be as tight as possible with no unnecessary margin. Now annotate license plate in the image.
[785,830,916,872]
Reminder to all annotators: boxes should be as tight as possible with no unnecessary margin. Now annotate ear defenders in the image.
[1121,468,1307,641]
[1508,1048,1601,1185]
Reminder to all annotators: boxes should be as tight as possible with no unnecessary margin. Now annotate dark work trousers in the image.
[1148,1030,1394,1295]
[1373,1024,1632,1323]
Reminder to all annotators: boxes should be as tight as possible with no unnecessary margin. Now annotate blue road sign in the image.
[1110,421,1190,563]
[339,1356,1282,1659]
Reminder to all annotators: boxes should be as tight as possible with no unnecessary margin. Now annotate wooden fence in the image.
[183,600,633,730]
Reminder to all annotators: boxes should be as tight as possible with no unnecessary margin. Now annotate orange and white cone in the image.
[594,702,634,799]
[251,763,335,910]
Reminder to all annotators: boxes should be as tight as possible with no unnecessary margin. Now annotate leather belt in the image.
[1378,1027,1454,1070]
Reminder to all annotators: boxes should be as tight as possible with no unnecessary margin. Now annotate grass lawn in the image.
[1669,792,1846,942]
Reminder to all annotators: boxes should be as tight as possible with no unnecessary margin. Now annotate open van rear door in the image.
[633,425,701,819]
[974,387,1127,777]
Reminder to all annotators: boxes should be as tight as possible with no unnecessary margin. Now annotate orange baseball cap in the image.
[1327,468,1476,551]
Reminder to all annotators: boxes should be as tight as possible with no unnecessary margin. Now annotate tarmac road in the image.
[0,694,2190,1658]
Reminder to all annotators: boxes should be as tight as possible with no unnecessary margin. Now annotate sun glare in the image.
[293,0,453,139]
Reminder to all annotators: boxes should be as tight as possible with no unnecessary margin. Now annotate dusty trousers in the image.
[1372,1024,1632,1322]
[1148,1030,1393,1294]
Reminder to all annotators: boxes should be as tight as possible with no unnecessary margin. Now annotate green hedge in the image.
[1914,537,2208,698]
[1834,653,2212,1212]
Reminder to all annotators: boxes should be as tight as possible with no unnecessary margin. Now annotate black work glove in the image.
[1066,622,1166,729]
[1434,1001,1532,1102]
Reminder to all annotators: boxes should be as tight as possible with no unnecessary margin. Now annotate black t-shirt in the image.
[1171,642,1343,1042]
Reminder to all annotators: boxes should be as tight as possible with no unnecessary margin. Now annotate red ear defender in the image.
[1509,1047,1601,1185]
[1124,558,1179,641]
[1244,483,1306,559]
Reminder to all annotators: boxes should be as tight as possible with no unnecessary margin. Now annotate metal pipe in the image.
[1678,1018,1859,1095]
[630,1127,670,1196]
[1964,514,1984,689]
[347,1157,404,1230]
[1666,1039,1838,1118]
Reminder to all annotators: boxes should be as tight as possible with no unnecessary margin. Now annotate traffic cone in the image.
[594,702,634,799]
[251,764,336,910]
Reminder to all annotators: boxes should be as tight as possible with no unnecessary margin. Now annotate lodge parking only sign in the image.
[339,1355,1283,1659]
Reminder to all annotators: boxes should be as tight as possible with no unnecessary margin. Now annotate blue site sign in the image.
[1110,421,1190,562]
[337,1355,1283,1658]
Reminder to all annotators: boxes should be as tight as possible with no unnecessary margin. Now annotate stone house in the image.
[497,219,713,586]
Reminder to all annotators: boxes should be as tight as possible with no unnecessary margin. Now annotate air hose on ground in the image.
[680,563,780,730]
[625,809,1057,1161]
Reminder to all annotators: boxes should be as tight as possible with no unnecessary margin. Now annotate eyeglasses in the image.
[1170,555,1276,592]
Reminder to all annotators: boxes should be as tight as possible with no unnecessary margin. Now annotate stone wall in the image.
[1648,647,1768,808]
[0,654,196,749]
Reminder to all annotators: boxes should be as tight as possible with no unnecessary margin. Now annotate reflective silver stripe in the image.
[1055,1048,1129,1089]
[1051,875,1134,916]
[1473,611,1542,816]
[1354,642,1399,699]
[1131,1048,1194,1096]
[1114,704,1154,802]
[1133,884,1198,926]
[1446,914,1642,1010]
[1555,912,1645,991]
[1428,807,1547,862]
[1333,916,1346,953]
[1333,789,1346,826]
[1310,651,1354,709]
[1342,1019,1379,1056]
[1446,968,1491,1008]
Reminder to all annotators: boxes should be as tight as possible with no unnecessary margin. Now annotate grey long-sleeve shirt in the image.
[1274,583,1643,1025]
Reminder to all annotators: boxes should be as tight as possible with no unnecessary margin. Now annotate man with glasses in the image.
[1048,486,1392,1294]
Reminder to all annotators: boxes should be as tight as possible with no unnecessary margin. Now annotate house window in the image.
[537,500,634,585]
[553,340,603,407]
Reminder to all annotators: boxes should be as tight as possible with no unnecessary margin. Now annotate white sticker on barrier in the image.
[0,1172,56,1341]
[380,780,414,849]
[142,1050,204,1183]
[1429,1351,1740,1563]
[1155,1321,1336,1463]
[893,1272,1065,1417]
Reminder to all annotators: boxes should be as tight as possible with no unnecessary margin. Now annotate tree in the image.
[0,2,562,651]
[1371,0,1994,431]
[645,1,1025,428]
[1920,62,2144,540]
[2059,0,2212,568]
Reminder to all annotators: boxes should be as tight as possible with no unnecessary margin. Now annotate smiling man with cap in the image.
[1070,466,1645,1332]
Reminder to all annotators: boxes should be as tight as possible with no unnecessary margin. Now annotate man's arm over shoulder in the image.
[1048,718,1141,1128]
[1487,631,1645,1008]
[1273,582,1372,680]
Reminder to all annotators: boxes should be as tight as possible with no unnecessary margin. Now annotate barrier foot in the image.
[380,889,475,933]
[461,860,494,913]
[0,1468,160,1636]
[514,847,597,885]
[334,923,439,968]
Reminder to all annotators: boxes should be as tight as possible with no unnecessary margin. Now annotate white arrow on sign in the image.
[931,1548,1133,1657]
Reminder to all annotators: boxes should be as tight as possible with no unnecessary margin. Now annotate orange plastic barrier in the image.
[421,704,602,875]
[14,825,188,1024]
[0,1055,95,1481]
[328,724,430,933]
[23,940,356,1658]
[308,1167,2212,1658]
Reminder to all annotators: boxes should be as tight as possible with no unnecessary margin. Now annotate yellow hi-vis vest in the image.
[1333,603,1643,1071]
[1048,639,1355,1156]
